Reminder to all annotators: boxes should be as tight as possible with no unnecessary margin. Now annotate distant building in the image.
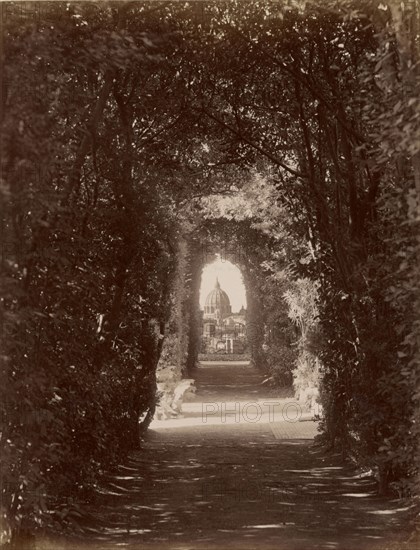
[201,278,247,354]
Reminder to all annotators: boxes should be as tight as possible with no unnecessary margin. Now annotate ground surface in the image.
[39,361,417,550]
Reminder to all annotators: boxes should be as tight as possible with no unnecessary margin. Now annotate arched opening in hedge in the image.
[2,3,420,543]
[199,256,247,313]
[183,215,297,383]
[199,255,248,358]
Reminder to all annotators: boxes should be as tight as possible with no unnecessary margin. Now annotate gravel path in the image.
[39,361,417,550]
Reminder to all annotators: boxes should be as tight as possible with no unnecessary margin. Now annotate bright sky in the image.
[199,257,247,313]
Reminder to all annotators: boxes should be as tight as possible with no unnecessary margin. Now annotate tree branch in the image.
[64,68,115,204]
[200,107,306,178]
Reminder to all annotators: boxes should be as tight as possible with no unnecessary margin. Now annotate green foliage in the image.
[180,0,420,498]
[0,2,182,540]
[197,174,300,382]
[265,346,297,388]
[1,1,420,543]
[283,278,322,396]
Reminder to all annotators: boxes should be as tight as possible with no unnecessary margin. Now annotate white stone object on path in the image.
[155,365,196,420]
[172,379,196,413]
[298,386,323,418]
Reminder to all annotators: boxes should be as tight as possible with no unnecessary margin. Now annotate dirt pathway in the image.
[40,361,417,550]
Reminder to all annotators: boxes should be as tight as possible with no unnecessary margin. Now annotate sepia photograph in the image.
[1,1,420,548]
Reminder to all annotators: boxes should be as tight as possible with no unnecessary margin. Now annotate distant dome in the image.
[204,278,232,318]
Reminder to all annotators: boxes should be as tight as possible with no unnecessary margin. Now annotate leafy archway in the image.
[1,1,420,544]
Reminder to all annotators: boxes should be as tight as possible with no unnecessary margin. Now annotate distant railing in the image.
[198,353,250,362]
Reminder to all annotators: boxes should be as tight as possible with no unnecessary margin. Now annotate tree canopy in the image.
[1,0,419,544]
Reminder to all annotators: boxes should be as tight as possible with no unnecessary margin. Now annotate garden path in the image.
[40,361,417,550]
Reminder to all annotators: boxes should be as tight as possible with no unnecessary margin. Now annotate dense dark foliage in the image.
[1,0,419,544]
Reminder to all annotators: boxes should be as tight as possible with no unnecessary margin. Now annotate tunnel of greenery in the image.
[1,0,419,544]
